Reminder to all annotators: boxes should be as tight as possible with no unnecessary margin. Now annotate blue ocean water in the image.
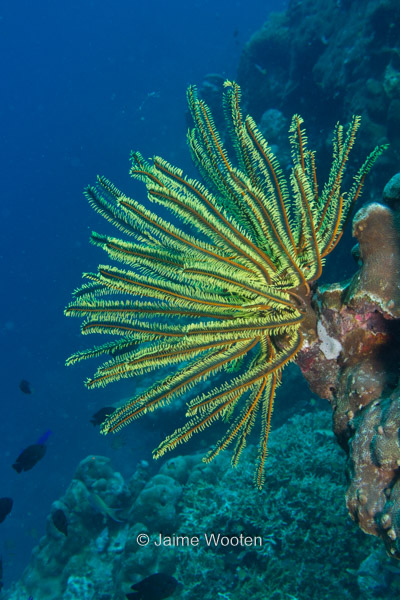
[0,0,287,585]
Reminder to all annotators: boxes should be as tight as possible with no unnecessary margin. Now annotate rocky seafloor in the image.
[6,166,399,599]
[3,407,400,600]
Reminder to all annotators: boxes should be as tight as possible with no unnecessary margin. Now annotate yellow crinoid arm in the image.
[65,80,386,487]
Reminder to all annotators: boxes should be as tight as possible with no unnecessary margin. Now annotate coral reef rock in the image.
[238,0,399,186]
[296,173,400,559]
[3,410,400,600]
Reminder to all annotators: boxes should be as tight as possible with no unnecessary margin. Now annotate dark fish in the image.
[0,497,13,523]
[52,509,68,536]
[12,444,46,473]
[19,379,32,394]
[90,406,115,426]
[126,573,178,600]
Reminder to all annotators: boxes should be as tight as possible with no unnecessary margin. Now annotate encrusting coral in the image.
[296,173,400,558]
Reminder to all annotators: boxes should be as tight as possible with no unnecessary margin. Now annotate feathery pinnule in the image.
[65,81,386,488]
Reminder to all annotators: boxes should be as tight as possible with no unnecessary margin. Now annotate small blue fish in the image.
[19,379,32,394]
[0,498,13,524]
[90,407,115,426]
[36,430,52,445]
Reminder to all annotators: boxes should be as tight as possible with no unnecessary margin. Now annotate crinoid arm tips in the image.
[65,81,386,487]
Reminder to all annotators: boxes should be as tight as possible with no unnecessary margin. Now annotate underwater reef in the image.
[295,172,400,559]
[238,0,400,182]
[3,409,400,600]
[30,0,399,587]
[60,68,400,571]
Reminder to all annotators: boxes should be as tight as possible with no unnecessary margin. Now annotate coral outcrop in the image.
[3,411,400,600]
[237,0,399,185]
[296,173,400,558]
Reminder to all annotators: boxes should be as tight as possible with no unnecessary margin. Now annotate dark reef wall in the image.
[238,0,400,177]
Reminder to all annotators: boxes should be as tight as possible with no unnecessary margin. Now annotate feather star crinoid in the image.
[65,81,386,488]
